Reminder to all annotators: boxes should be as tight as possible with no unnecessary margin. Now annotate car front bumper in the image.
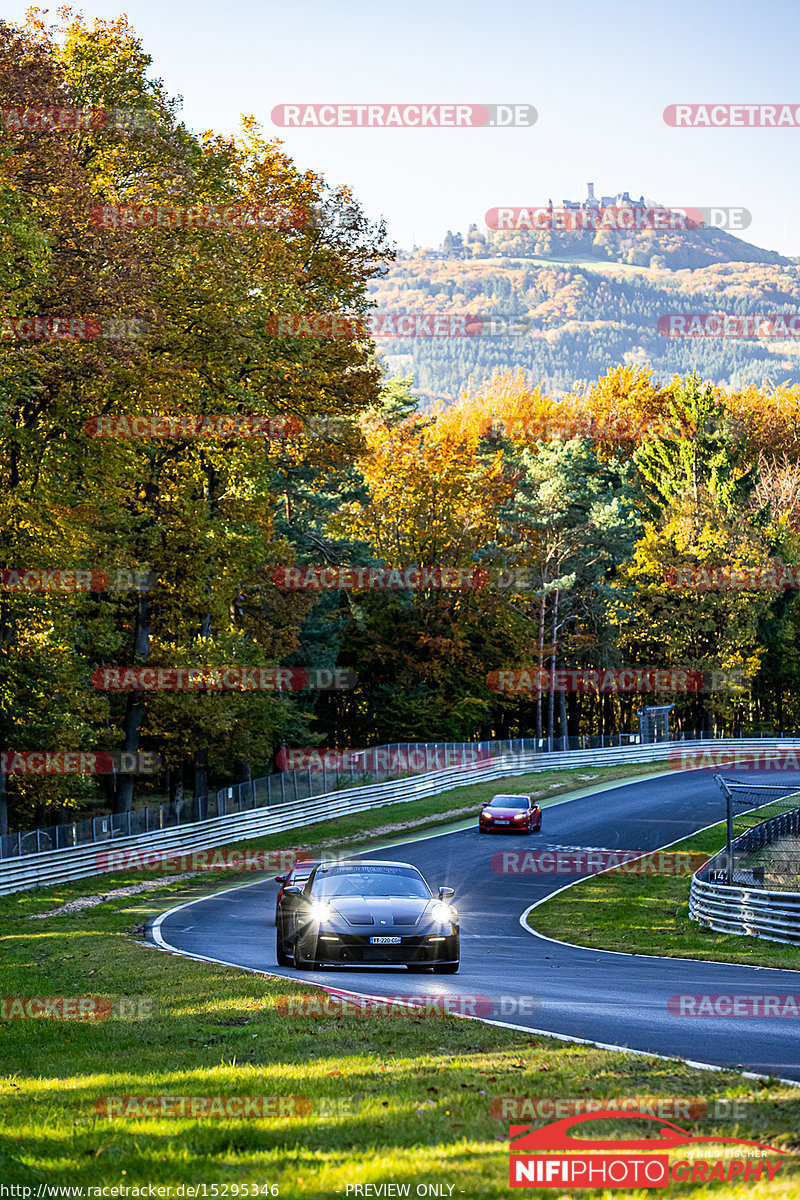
[296,928,460,965]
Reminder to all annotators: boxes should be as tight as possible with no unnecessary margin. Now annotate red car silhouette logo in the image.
[510,1110,783,1154]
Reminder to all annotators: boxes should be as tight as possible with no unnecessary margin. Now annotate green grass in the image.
[527,799,800,970]
[3,763,799,1195]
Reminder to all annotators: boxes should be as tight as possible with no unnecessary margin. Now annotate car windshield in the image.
[311,867,432,900]
[489,796,529,810]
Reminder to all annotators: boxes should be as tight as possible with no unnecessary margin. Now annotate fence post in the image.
[716,774,735,885]
[127,811,132,836]
[36,828,40,853]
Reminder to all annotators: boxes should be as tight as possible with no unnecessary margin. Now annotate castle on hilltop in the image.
[554,182,648,210]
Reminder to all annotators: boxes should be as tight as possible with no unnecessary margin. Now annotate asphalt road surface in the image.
[152,769,800,1081]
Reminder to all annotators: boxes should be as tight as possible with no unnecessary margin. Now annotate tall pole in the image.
[715,774,734,884]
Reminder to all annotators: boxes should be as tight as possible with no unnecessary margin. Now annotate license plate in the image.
[370,936,401,944]
[495,819,509,824]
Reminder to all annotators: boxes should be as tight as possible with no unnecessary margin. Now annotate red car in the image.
[479,793,542,834]
[273,859,319,925]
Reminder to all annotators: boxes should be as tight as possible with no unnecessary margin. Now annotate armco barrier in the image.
[690,878,800,945]
[1,738,796,897]
[2,735,642,859]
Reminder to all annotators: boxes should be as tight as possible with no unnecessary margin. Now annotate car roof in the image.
[313,859,420,869]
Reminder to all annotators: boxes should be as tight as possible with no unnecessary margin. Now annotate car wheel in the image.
[433,962,459,974]
[293,937,320,971]
[276,922,292,966]
[479,826,488,834]
[524,823,532,835]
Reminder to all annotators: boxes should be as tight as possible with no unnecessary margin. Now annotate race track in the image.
[151,769,800,1082]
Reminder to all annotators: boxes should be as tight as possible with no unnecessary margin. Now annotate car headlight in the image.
[309,901,331,922]
[513,813,527,821]
[431,901,453,924]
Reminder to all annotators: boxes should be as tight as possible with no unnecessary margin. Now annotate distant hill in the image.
[369,218,800,399]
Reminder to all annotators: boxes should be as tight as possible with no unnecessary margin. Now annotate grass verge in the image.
[527,799,800,970]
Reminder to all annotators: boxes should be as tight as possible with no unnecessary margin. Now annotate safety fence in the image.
[2,736,797,896]
[690,793,800,945]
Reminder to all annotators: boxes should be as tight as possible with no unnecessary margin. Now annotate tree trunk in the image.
[547,588,560,741]
[535,589,546,740]
[114,590,151,813]
[193,747,209,802]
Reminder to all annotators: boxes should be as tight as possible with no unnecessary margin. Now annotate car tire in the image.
[276,920,292,966]
[433,962,459,974]
[293,938,320,971]
[406,964,430,972]
[479,826,488,834]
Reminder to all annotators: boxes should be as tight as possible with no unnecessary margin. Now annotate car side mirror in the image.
[274,875,286,885]
[282,885,303,897]
[438,886,455,900]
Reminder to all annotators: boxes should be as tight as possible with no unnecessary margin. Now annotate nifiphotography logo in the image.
[508,1111,787,1188]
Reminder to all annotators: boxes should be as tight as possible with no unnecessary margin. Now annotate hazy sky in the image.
[7,0,799,255]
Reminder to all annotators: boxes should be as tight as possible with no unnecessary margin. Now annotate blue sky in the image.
[8,0,799,255]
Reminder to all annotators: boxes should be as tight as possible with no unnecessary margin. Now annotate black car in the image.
[275,858,459,973]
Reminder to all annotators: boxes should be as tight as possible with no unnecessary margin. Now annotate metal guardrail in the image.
[2,734,646,860]
[690,878,800,946]
[690,794,800,945]
[1,736,794,898]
